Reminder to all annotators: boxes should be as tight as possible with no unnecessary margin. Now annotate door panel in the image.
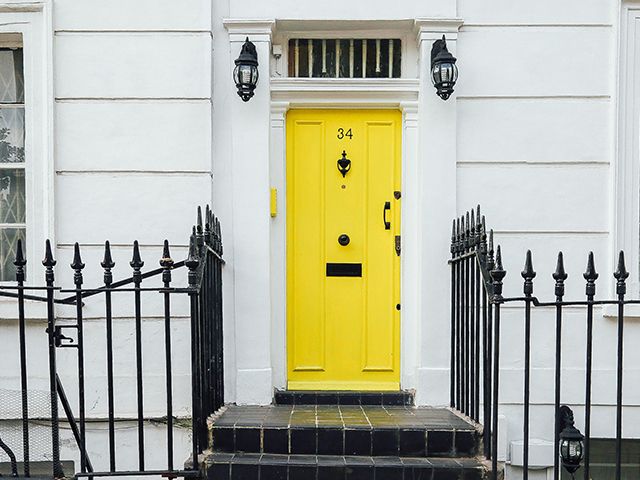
[286,109,401,391]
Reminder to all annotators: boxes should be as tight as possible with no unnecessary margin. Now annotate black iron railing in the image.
[450,206,635,480]
[0,205,223,479]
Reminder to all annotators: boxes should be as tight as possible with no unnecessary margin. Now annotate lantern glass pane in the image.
[240,65,253,84]
[431,64,441,86]
[441,64,452,82]
[561,440,568,459]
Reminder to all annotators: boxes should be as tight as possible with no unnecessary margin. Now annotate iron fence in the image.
[0,205,223,479]
[450,205,634,480]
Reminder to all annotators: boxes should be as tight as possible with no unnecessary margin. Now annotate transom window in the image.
[288,39,401,78]
[0,47,25,281]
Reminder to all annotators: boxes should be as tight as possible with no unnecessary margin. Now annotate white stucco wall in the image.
[0,0,636,477]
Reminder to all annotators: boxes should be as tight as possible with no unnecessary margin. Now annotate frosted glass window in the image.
[0,48,25,281]
[288,39,401,78]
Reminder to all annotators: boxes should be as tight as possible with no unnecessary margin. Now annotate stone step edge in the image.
[204,453,490,480]
[274,390,415,406]
[210,425,480,458]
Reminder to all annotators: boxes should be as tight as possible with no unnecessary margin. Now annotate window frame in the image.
[0,2,53,298]
[613,3,640,306]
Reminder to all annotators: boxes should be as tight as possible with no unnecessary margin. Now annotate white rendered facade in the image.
[0,0,636,478]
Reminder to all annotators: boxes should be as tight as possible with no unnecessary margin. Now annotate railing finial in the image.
[160,239,174,269]
[204,205,212,246]
[71,243,86,287]
[614,251,629,296]
[197,206,203,235]
[451,220,456,256]
[130,240,144,270]
[584,251,598,297]
[490,245,506,300]
[71,242,85,271]
[14,238,25,283]
[186,233,200,287]
[479,215,487,257]
[14,238,25,267]
[101,240,115,269]
[553,251,568,299]
[43,239,56,268]
[470,208,476,248]
[521,250,536,296]
[487,229,495,271]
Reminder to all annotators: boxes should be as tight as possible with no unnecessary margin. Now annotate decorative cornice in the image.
[223,19,275,42]
[414,17,464,42]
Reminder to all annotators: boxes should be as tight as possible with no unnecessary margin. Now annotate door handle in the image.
[383,201,391,230]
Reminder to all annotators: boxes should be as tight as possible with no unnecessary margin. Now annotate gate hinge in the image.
[395,235,401,256]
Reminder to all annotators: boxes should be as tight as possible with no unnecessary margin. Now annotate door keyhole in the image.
[338,234,350,246]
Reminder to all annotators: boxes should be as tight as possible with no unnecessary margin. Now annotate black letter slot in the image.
[326,263,362,277]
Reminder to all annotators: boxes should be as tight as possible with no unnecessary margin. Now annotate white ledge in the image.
[602,304,640,319]
[270,78,420,104]
[271,78,419,92]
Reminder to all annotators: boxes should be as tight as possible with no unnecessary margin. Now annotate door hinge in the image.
[394,191,401,200]
[395,235,401,256]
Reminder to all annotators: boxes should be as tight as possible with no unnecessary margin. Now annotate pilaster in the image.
[224,19,275,405]
[414,17,463,406]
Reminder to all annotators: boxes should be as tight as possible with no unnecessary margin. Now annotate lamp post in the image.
[430,35,458,100]
[233,37,259,102]
[558,405,585,476]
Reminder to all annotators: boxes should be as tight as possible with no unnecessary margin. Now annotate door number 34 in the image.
[337,128,353,140]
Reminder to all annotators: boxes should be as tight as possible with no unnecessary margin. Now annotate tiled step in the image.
[274,390,414,406]
[204,452,487,480]
[210,405,480,458]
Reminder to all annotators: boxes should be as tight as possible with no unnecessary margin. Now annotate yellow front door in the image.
[286,109,401,391]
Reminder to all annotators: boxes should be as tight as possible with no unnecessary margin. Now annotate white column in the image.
[269,101,289,390]
[399,101,420,391]
[414,18,463,406]
[224,19,275,405]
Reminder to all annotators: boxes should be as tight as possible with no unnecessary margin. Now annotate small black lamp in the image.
[233,37,259,102]
[558,405,585,476]
[430,35,458,100]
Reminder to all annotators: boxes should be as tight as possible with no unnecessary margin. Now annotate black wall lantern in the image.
[558,405,585,476]
[430,35,458,100]
[233,37,259,102]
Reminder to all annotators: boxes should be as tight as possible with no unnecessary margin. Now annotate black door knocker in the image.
[337,150,351,177]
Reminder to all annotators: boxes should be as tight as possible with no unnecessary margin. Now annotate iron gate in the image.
[0,205,223,479]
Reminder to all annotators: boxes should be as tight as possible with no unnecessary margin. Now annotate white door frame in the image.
[268,78,420,392]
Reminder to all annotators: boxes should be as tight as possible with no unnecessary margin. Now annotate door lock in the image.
[338,234,350,246]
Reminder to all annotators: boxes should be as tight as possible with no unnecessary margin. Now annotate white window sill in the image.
[602,304,640,319]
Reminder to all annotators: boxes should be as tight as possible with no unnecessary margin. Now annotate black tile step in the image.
[210,405,480,458]
[204,452,487,480]
[275,390,414,406]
